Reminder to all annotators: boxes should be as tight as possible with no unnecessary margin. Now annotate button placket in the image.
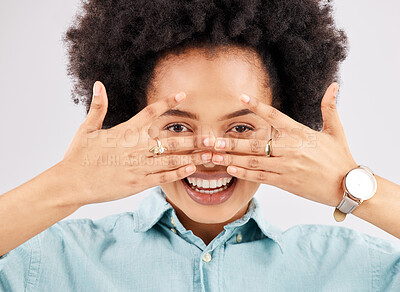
[170,216,177,227]
[202,252,212,263]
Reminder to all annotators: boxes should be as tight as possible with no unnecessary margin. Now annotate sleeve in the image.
[0,234,41,291]
[367,236,400,290]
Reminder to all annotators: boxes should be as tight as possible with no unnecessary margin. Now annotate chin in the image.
[161,168,260,224]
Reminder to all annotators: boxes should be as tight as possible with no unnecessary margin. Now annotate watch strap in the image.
[333,208,347,222]
[334,192,360,222]
[337,194,360,214]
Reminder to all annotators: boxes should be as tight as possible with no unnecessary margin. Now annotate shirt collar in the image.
[133,186,285,253]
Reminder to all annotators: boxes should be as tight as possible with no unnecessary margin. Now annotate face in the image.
[147,45,273,225]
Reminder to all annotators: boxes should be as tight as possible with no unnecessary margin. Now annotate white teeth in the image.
[210,180,217,188]
[193,185,229,194]
[186,176,234,193]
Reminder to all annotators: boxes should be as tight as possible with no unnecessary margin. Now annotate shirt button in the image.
[170,216,177,227]
[236,233,243,243]
[202,252,212,263]
[171,228,177,234]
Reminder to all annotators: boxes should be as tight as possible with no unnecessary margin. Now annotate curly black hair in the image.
[63,0,347,131]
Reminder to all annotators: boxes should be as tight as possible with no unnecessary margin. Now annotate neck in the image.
[168,200,249,246]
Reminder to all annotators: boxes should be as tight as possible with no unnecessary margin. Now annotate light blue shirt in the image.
[1,186,400,291]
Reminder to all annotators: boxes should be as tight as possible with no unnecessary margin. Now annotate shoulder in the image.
[33,212,138,256]
[280,224,400,290]
[40,211,136,240]
[282,223,400,254]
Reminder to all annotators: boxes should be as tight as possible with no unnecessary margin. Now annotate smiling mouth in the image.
[181,172,238,205]
[183,176,236,194]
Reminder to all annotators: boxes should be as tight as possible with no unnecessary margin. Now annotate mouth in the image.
[181,173,237,205]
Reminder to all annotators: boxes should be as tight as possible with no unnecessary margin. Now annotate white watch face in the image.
[345,168,377,200]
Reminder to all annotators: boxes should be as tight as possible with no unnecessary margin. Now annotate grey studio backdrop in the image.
[0,1,399,245]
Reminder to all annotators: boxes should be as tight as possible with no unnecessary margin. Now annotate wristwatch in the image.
[333,165,377,222]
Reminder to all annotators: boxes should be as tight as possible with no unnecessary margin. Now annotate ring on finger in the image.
[149,137,168,156]
[265,138,273,157]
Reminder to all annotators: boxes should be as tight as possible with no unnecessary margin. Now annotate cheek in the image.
[236,179,260,200]
[160,181,181,199]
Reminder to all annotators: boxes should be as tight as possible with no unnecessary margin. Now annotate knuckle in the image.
[290,161,304,173]
[158,174,168,184]
[167,138,178,150]
[292,149,303,159]
[323,102,337,111]
[223,155,231,164]
[288,163,298,173]
[129,178,139,185]
[193,137,199,148]
[229,139,237,151]
[257,171,265,181]
[144,105,156,119]
[168,156,179,167]
[267,107,279,121]
[90,101,103,111]
[248,157,260,168]
[191,154,202,164]
[250,140,262,153]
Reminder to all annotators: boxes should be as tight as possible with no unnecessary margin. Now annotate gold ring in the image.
[265,138,273,157]
[149,137,168,156]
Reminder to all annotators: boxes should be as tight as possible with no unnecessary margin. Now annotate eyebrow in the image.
[218,109,254,120]
[160,108,254,121]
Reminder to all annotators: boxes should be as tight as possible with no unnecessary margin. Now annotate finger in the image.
[159,136,208,153]
[124,91,186,128]
[227,166,281,185]
[140,135,214,158]
[239,93,305,132]
[213,137,284,156]
[146,164,196,185]
[147,152,211,172]
[83,81,108,132]
[321,82,344,136]
[211,153,285,173]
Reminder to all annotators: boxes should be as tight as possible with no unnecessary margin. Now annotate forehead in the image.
[147,45,271,104]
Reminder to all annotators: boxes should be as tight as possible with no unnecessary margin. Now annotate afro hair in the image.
[63,0,348,131]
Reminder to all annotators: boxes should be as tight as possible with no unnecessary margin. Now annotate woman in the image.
[1,0,399,291]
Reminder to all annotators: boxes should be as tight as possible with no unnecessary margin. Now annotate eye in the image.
[164,123,191,133]
[228,124,254,133]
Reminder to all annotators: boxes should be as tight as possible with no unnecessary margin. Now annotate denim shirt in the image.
[1,186,400,291]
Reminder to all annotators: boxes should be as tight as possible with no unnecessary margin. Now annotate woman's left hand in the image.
[211,82,358,207]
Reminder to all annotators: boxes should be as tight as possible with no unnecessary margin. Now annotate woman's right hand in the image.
[58,81,210,207]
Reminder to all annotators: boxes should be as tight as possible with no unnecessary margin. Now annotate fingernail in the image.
[201,153,211,161]
[185,165,195,173]
[228,166,237,174]
[175,92,186,102]
[203,137,215,147]
[215,139,226,149]
[93,81,101,96]
[212,154,223,163]
[240,94,250,103]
